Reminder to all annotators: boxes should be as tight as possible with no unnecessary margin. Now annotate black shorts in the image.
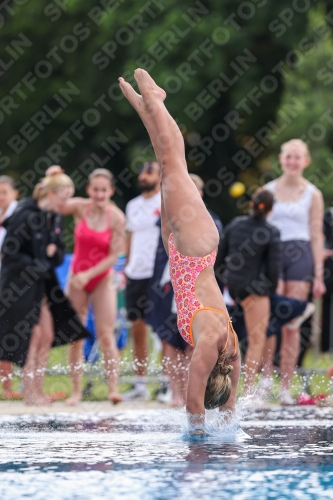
[281,240,314,282]
[126,277,151,321]
[153,312,187,352]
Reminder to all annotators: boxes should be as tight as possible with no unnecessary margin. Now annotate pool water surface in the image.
[1,406,333,499]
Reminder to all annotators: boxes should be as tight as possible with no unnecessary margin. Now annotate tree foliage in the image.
[267,6,333,205]
[0,0,332,219]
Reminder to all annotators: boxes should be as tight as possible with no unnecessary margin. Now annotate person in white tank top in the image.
[266,181,315,243]
[260,139,325,405]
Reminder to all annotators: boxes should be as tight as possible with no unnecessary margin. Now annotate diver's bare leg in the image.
[119,70,218,257]
[119,77,171,251]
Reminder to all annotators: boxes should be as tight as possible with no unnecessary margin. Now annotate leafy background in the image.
[1,0,333,233]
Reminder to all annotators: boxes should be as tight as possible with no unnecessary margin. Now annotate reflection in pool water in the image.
[1,407,333,499]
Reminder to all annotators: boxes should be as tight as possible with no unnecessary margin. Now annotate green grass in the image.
[295,349,333,397]
[1,334,163,401]
[2,346,333,401]
[250,349,333,402]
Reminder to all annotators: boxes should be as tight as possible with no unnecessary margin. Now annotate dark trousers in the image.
[321,292,333,352]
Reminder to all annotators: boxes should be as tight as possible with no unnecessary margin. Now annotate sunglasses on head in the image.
[139,164,155,174]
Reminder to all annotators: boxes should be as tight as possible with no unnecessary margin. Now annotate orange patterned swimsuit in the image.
[168,233,237,353]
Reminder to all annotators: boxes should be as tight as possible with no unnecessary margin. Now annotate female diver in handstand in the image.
[119,69,240,435]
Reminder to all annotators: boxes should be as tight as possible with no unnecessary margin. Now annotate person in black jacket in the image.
[218,190,281,392]
[321,207,333,352]
[0,173,91,405]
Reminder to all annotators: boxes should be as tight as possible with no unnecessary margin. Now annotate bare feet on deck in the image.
[109,392,123,405]
[2,391,23,400]
[66,392,82,406]
[24,393,53,406]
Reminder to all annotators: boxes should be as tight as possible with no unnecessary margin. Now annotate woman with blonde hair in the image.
[0,173,90,405]
[119,69,240,435]
[262,139,325,404]
[45,166,126,405]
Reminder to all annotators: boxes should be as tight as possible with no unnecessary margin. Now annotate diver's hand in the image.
[188,429,206,438]
[187,411,205,437]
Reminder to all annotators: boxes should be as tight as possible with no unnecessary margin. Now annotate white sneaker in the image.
[280,389,295,406]
[156,386,172,404]
[122,386,150,402]
[286,302,316,330]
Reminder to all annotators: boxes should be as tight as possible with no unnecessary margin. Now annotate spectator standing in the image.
[263,139,325,404]
[321,206,333,352]
[0,176,19,399]
[0,173,90,405]
[218,190,281,392]
[45,166,125,405]
[124,160,161,400]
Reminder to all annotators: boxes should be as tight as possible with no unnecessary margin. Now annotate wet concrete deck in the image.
[0,400,169,415]
[0,399,332,415]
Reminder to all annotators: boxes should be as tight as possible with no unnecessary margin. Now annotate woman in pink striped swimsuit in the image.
[119,70,240,435]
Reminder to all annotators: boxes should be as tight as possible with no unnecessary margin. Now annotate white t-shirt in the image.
[125,192,161,280]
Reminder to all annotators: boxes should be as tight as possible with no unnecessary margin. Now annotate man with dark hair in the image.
[124,161,161,400]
